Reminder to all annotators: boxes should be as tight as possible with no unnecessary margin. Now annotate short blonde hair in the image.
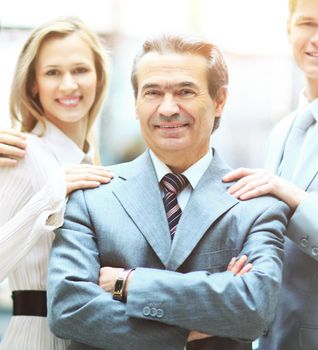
[10,17,108,138]
[288,0,297,15]
[131,34,228,130]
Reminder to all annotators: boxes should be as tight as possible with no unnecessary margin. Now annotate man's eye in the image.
[299,21,316,27]
[179,89,194,96]
[145,90,160,97]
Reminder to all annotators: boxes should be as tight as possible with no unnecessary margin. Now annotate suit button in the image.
[143,306,151,316]
[156,308,164,318]
[312,247,318,256]
[300,238,308,248]
[263,328,269,336]
[150,307,157,317]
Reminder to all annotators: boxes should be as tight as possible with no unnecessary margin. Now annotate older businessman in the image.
[47,34,288,350]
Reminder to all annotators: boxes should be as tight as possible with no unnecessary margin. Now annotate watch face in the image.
[112,269,133,302]
[113,276,125,300]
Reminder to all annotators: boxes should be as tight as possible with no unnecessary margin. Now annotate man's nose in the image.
[60,73,78,92]
[157,94,180,117]
[310,27,318,44]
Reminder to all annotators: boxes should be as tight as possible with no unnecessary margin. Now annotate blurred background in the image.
[0,0,304,345]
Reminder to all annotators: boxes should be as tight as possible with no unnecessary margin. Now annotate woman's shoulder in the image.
[24,134,60,187]
[26,133,46,150]
[0,135,43,180]
[25,133,56,163]
[0,133,55,191]
[0,136,42,202]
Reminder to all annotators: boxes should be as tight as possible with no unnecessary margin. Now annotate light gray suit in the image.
[259,110,318,350]
[48,150,288,350]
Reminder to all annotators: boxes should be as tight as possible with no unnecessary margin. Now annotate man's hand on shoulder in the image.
[223,167,308,211]
[0,129,27,166]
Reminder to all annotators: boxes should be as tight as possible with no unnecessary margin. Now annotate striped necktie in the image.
[161,173,188,239]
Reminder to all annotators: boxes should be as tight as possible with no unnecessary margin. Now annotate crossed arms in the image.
[47,186,288,350]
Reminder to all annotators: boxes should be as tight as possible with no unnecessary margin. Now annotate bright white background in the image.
[0,0,301,167]
[0,1,302,345]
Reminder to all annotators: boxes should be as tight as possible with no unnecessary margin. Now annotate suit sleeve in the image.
[47,189,188,350]
[265,115,318,261]
[286,192,318,260]
[126,201,288,341]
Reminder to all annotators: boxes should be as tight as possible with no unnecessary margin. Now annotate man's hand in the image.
[223,167,307,211]
[0,129,27,166]
[100,256,252,344]
[64,165,113,195]
[99,267,124,293]
[227,254,252,276]
[187,255,252,342]
[187,331,212,342]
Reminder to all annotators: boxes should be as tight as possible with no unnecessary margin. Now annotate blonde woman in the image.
[0,17,112,349]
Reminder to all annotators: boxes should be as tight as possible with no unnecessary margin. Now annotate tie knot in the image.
[161,173,188,194]
[294,108,315,130]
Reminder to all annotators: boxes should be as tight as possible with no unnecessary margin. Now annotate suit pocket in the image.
[298,326,318,350]
[184,249,239,273]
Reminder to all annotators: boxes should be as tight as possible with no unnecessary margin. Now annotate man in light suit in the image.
[47,35,288,350]
[223,0,318,349]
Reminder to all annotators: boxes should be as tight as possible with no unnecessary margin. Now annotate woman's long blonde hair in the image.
[10,17,108,159]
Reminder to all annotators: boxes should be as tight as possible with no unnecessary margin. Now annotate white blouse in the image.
[0,121,92,350]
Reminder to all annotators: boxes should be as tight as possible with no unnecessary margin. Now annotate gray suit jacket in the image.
[259,112,318,350]
[48,150,288,350]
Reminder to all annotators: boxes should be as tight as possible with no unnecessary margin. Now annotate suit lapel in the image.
[265,113,295,173]
[268,110,318,190]
[166,152,239,271]
[112,152,171,267]
[292,124,318,189]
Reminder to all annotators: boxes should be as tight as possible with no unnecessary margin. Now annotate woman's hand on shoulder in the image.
[222,167,307,211]
[64,164,113,195]
[0,129,27,166]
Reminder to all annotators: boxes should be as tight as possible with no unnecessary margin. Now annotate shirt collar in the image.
[309,98,318,122]
[31,120,93,165]
[298,89,309,110]
[149,149,213,190]
[298,90,318,123]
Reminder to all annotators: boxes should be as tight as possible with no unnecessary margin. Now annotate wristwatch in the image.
[112,269,134,302]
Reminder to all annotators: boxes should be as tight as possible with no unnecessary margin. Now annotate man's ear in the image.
[135,99,140,120]
[214,86,228,117]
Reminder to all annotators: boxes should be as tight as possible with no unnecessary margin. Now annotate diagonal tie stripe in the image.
[161,173,188,239]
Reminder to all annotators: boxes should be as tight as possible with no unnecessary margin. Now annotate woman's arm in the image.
[0,142,112,281]
[0,158,66,281]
